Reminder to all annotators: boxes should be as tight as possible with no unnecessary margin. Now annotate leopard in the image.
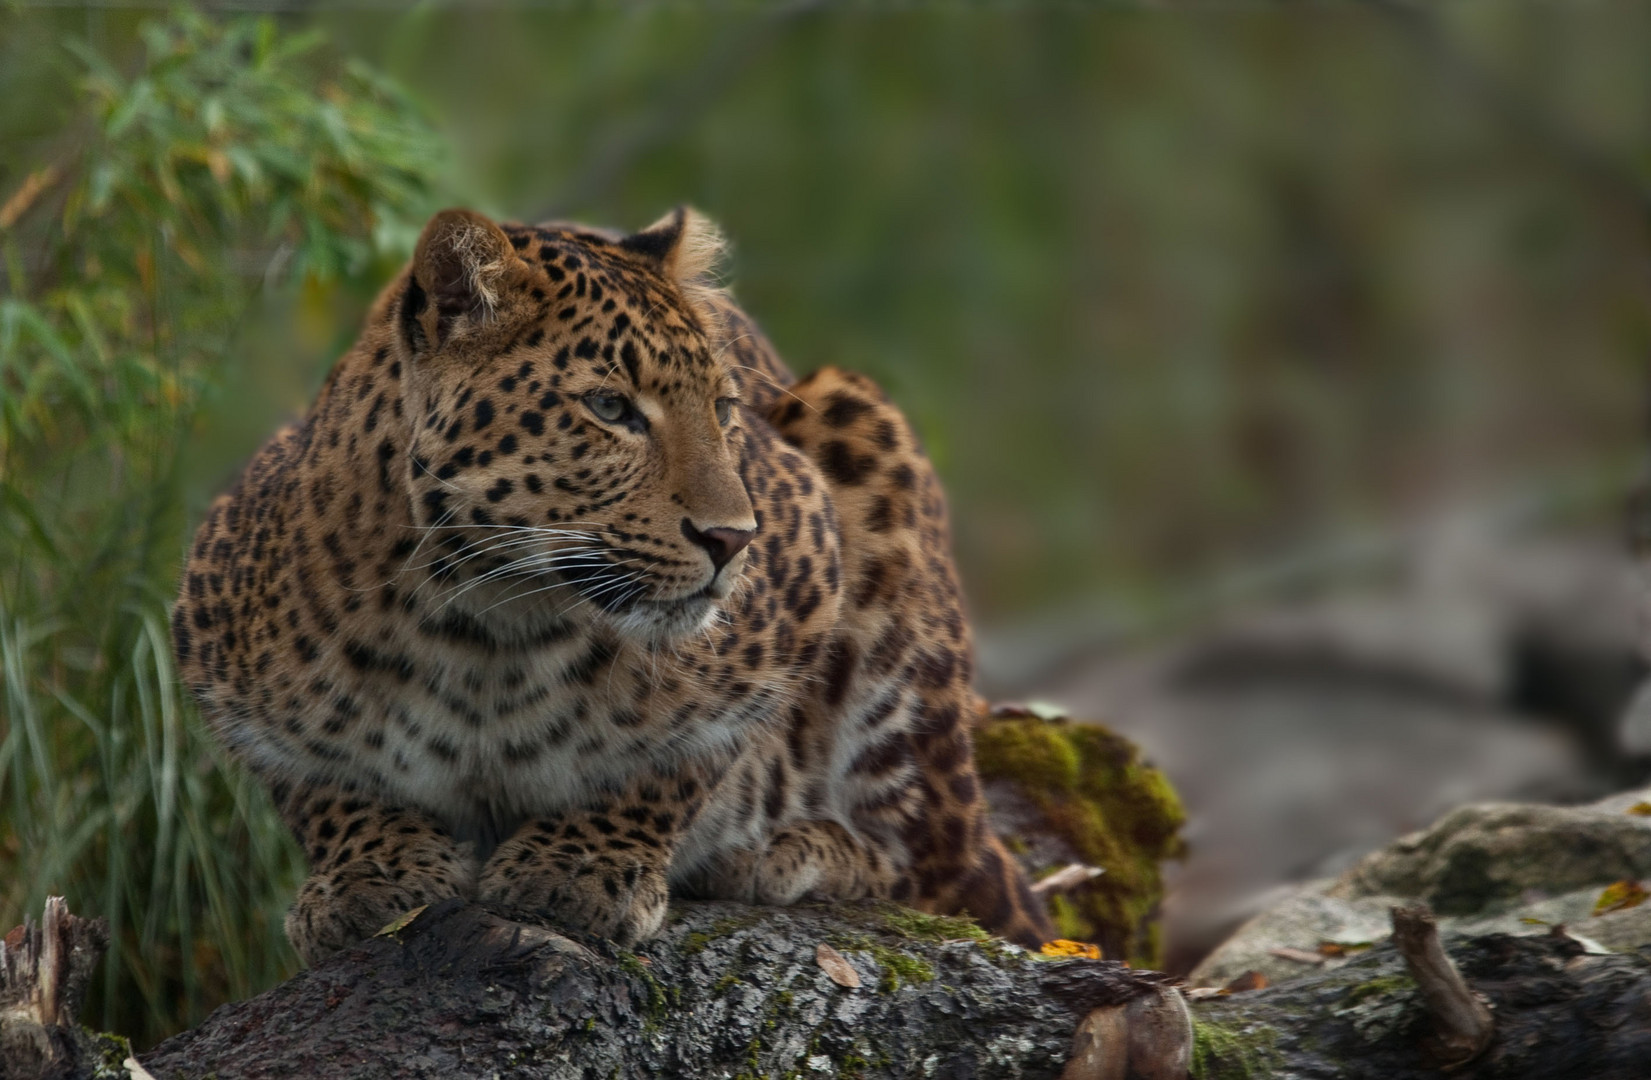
[172,205,1056,966]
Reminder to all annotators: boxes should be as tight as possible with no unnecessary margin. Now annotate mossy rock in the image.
[976,704,1186,967]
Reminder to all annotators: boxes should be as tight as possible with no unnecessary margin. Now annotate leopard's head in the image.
[393,207,756,643]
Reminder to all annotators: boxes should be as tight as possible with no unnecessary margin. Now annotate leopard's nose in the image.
[681,518,756,572]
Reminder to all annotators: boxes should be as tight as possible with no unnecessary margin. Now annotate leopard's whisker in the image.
[428,551,609,610]
[434,552,639,617]
[466,565,634,619]
[723,362,820,415]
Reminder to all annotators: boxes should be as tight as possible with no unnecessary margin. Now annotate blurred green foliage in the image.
[312,3,1649,622]
[0,10,442,1045]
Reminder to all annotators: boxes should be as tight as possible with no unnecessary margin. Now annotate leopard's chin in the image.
[605,592,721,645]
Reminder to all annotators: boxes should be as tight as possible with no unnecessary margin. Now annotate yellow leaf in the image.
[375,904,429,937]
[1626,802,1651,817]
[1593,880,1648,916]
[1040,938,1102,960]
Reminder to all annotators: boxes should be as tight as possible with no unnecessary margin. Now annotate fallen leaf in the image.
[1040,938,1102,960]
[1223,970,1269,993]
[1519,917,1553,926]
[1316,940,1373,957]
[1183,986,1229,1000]
[816,943,861,988]
[375,904,429,937]
[1593,880,1649,916]
[1627,802,1651,817]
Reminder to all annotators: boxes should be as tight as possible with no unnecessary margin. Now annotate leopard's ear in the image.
[620,206,726,307]
[399,208,521,356]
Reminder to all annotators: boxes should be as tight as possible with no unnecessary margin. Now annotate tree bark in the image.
[1189,924,1651,1079]
[7,894,1650,1079]
[138,898,1187,1080]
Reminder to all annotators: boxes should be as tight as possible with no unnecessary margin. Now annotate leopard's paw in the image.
[285,859,471,966]
[751,821,897,906]
[479,829,668,947]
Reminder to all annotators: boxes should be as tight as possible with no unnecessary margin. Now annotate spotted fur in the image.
[173,207,1055,964]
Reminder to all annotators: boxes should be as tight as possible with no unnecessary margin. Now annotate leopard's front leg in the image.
[478,767,708,946]
[273,778,477,966]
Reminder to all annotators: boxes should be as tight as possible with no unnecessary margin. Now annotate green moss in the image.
[866,944,936,993]
[1048,893,1085,940]
[865,900,1018,966]
[1190,1019,1281,1080]
[615,951,669,1023]
[976,714,1187,968]
[86,1031,138,1079]
[731,983,804,1079]
[838,1052,870,1078]
[712,973,744,996]
[827,928,938,993]
[974,715,1083,792]
[1339,973,1417,1009]
[873,902,990,944]
[680,913,763,956]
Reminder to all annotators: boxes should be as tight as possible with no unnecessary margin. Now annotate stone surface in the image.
[992,534,1650,974]
[1330,800,1651,913]
[1190,787,1651,988]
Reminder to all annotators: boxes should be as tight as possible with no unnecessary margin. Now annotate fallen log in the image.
[139,898,1190,1080]
[1189,910,1651,1079]
[18,888,1651,1079]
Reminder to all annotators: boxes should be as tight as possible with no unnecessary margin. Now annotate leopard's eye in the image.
[715,398,736,427]
[585,392,632,425]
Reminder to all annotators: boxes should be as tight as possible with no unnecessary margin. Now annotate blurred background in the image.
[3,0,1648,1045]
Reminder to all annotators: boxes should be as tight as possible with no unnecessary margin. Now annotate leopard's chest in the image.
[352,625,778,840]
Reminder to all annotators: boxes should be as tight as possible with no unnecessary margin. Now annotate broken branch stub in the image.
[1,896,112,1080]
[1390,902,1494,1070]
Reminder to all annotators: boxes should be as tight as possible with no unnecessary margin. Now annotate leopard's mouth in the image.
[608,590,720,644]
[550,549,738,643]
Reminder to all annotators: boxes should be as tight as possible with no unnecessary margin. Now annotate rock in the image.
[987,534,1640,972]
[1330,800,1651,913]
[1190,787,1651,988]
